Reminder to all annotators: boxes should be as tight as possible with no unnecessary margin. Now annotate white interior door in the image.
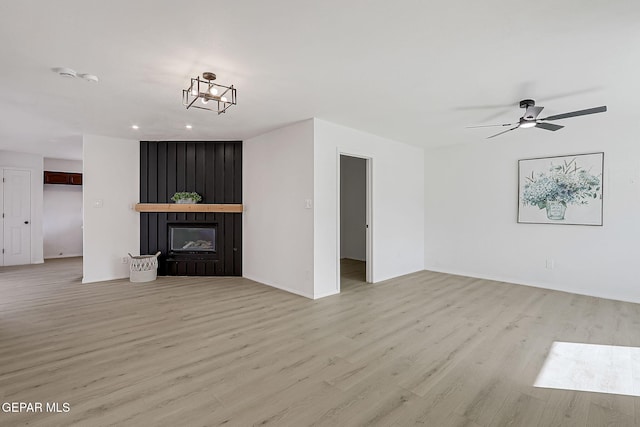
[3,169,31,266]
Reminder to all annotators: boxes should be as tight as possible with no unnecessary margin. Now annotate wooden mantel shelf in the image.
[135,203,243,213]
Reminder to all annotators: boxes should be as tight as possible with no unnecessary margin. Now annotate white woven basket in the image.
[128,251,161,283]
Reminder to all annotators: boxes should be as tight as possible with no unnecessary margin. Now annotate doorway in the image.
[42,159,84,260]
[338,154,371,291]
[1,168,32,266]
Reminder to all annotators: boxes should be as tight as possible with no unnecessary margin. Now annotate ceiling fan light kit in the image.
[182,72,237,115]
[468,99,607,139]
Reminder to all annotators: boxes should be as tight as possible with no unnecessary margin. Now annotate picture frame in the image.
[518,152,604,226]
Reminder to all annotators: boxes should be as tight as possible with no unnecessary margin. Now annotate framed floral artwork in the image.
[518,152,604,225]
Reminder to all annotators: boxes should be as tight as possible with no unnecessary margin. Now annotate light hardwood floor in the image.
[340,258,366,291]
[1,258,639,426]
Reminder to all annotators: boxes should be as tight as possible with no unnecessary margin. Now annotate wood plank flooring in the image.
[0,258,639,426]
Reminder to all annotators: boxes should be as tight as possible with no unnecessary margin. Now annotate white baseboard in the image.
[314,289,340,299]
[242,274,315,299]
[82,274,129,284]
[45,253,82,260]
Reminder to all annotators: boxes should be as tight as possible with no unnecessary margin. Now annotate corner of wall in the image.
[313,119,425,295]
[422,129,640,304]
[243,120,315,297]
[82,134,140,283]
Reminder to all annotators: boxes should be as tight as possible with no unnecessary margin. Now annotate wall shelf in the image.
[135,203,243,213]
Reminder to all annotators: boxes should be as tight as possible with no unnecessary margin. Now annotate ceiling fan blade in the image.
[455,103,516,111]
[537,87,602,103]
[535,122,564,131]
[466,123,515,129]
[487,126,519,139]
[524,106,544,120]
[541,106,607,121]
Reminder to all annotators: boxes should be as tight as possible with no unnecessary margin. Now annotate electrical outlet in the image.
[121,257,129,264]
[545,259,555,269]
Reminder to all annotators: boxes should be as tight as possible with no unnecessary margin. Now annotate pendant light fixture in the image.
[182,72,237,114]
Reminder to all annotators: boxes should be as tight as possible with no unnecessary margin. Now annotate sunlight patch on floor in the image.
[534,341,640,397]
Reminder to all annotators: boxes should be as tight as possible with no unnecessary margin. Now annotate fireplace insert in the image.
[169,225,216,254]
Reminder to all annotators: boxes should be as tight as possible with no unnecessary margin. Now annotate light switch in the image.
[93,199,103,208]
[305,199,312,209]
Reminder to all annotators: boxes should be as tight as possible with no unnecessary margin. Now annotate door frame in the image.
[337,152,373,291]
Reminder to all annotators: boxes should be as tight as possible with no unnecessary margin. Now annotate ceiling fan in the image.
[468,99,607,139]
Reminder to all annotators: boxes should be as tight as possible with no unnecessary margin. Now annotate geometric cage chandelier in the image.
[182,72,237,114]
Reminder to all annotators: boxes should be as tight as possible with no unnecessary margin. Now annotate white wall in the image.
[243,120,315,298]
[0,149,44,264]
[340,155,366,261]
[82,135,139,283]
[43,158,83,258]
[314,119,425,298]
[424,113,640,303]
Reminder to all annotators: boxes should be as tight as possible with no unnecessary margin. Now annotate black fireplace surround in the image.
[140,141,242,276]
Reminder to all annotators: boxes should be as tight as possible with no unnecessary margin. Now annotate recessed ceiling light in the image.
[52,68,99,83]
[185,124,193,129]
[131,125,139,130]
[78,73,99,83]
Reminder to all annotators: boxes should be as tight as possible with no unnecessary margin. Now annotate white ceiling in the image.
[0,0,638,160]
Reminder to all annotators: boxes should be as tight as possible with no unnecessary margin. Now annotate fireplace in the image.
[164,223,220,276]
[169,225,216,254]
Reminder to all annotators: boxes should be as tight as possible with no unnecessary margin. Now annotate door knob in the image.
[24,221,29,224]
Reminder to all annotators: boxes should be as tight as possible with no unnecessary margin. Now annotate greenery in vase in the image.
[522,158,601,209]
[171,192,202,203]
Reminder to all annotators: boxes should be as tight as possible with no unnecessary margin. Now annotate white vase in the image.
[175,199,196,204]
[545,201,566,220]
